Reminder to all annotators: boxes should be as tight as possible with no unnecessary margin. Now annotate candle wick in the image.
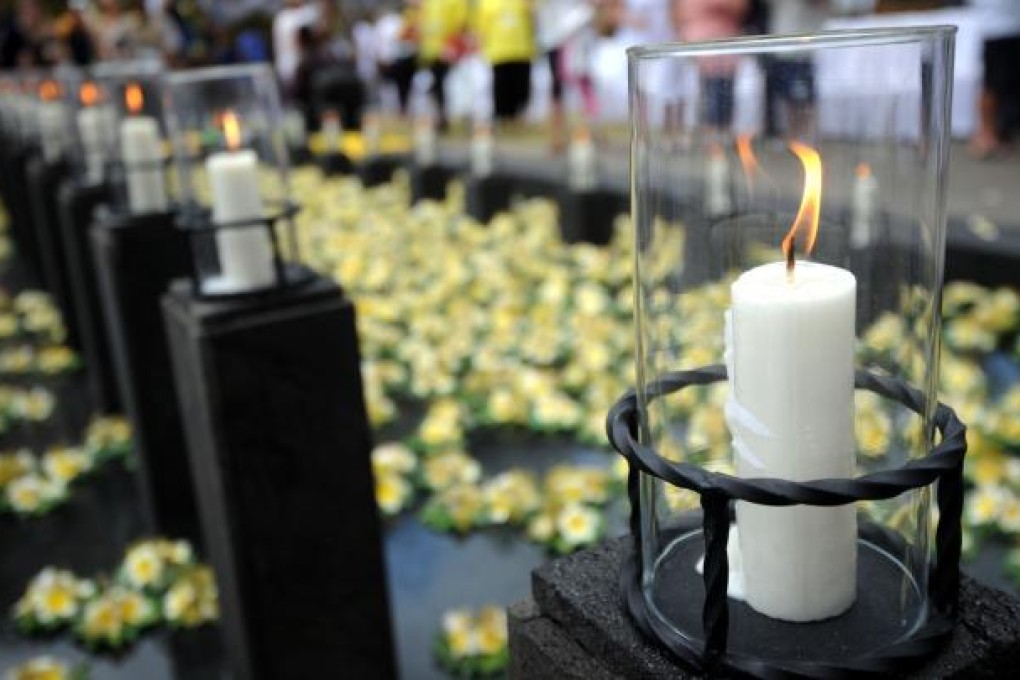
[786,236,796,281]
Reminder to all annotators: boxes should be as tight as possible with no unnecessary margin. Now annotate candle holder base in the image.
[58,180,118,413]
[604,365,967,677]
[509,537,1020,680]
[91,210,201,544]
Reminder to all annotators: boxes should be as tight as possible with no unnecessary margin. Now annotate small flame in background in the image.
[125,83,144,114]
[221,111,241,151]
[79,81,100,107]
[782,141,823,273]
[736,134,760,189]
[38,80,61,102]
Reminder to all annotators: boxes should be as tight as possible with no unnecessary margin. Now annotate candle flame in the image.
[782,142,823,273]
[39,80,61,102]
[125,83,144,114]
[79,81,100,107]
[855,162,871,179]
[222,111,241,151]
[736,133,759,187]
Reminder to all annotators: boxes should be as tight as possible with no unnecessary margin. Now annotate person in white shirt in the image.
[764,0,830,139]
[273,0,320,92]
[969,0,1020,157]
[538,0,594,150]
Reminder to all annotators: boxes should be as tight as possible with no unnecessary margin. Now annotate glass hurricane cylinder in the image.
[163,64,306,298]
[622,27,961,676]
[90,59,170,213]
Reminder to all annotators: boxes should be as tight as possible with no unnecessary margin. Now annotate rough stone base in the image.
[509,537,1020,679]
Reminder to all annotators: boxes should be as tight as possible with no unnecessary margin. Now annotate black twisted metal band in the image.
[606,365,968,679]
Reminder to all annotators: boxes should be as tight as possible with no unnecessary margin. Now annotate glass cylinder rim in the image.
[164,63,273,87]
[628,25,957,61]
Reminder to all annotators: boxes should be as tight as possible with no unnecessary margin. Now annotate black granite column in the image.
[162,276,396,680]
[358,154,404,188]
[58,181,118,412]
[90,211,201,543]
[1,143,45,286]
[558,187,629,245]
[465,173,515,224]
[26,155,78,346]
[409,162,457,203]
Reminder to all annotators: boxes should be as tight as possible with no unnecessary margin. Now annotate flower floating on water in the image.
[162,566,219,629]
[75,586,157,649]
[13,539,216,653]
[434,605,509,677]
[3,656,85,680]
[554,503,604,552]
[422,450,481,492]
[42,447,92,486]
[375,473,413,517]
[84,417,133,463]
[119,539,195,592]
[13,568,95,632]
[481,470,540,526]
[4,474,66,516]
[420,483,486,534]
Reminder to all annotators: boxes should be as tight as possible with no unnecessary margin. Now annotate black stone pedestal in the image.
[319,152,354,176]
[359,155,405,188]
[26,156,78,346]
[509,537,1020,679]
[288,144,313,167]
[465,174,515,223]
[410,163,456,203]
[58,181,118,413]
[162,276,396,680]
[0,143,44,285]
[558,188,628,245]
[90,211,200,544]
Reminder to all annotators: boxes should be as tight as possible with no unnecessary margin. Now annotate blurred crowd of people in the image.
[0,0,268,69]
[0,1,1017,156]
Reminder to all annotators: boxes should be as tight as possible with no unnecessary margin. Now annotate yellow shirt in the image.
[474,0,536,65]
[420,0,469,61]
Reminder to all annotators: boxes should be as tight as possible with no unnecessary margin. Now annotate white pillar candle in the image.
[568,132,597,191]
[38,100,68,163]
[120,117,168,214]
[725,260,858,622]
[282,108,306,148]
[706,151,731,217]
[16,96,39,142]
[321,112,342,154]
[205,148,276,291]
[414,118,437,166]
[470,127,494,178]
[77,105,108,183]
[851,164,878,249]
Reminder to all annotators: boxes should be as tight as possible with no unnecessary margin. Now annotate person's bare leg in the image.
[971,89,1002,158]
[550,100,566,153]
